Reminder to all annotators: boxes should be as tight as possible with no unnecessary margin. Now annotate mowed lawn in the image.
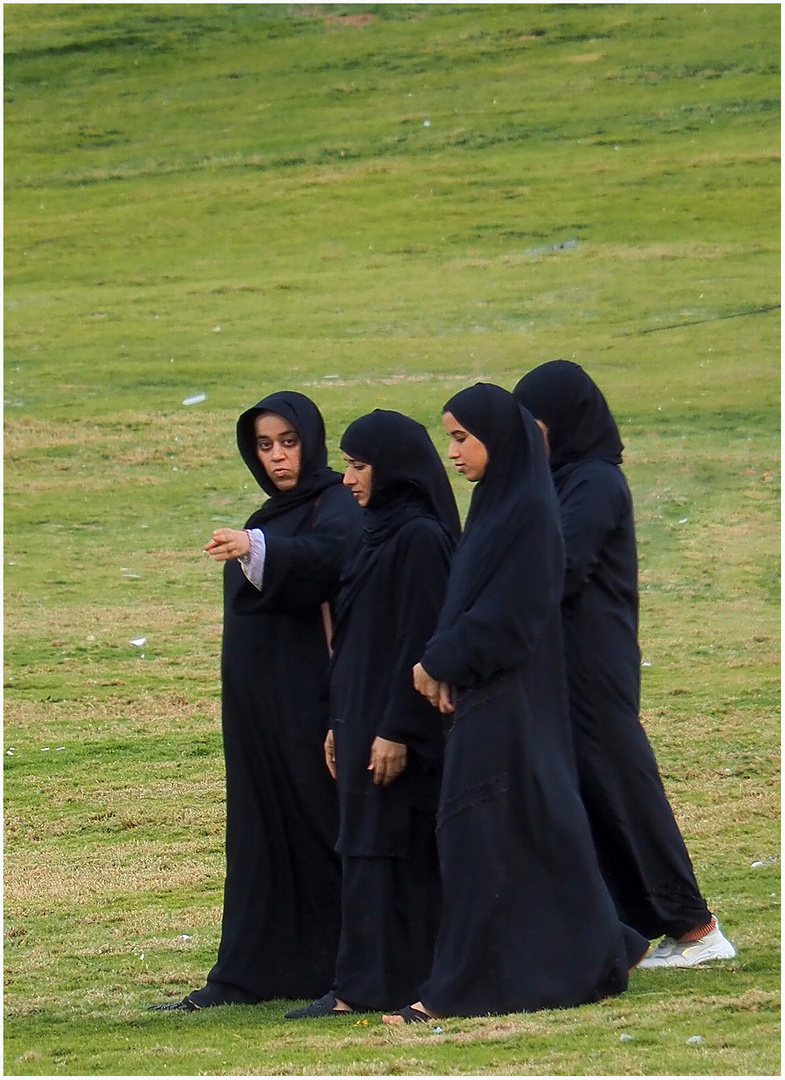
[3,4,780,1076]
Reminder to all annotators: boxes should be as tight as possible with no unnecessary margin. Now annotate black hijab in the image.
[433,382,561,637]
[335,410,460,624]
[512,360,623,482]
[341,410,461,546]
[236,390,343,526]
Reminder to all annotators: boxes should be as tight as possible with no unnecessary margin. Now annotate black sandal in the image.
[149,996,199,1012]
[285,991,353,1019]
[388,1004,432,1024]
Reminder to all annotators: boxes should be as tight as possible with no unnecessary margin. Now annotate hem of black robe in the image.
[611,885,712,941]
[419,975,631,1020]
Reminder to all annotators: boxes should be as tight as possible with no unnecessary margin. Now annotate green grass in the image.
[4,3,780,1075]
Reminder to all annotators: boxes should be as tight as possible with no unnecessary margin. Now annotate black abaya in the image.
[326,410,459,1010]
[417,384,647,1018]
[185,391,362,1006]
[513,360,711,939]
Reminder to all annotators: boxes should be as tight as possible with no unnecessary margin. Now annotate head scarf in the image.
[335,410,460,624]
[512,360,623,480]
[435,382,562,632]
[340,409,461,547]
[236,390,342,525]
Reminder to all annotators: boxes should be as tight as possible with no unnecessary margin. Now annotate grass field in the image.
[3,3,780,1076]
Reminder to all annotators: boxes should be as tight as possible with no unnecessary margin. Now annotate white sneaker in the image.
[638,922,736,968]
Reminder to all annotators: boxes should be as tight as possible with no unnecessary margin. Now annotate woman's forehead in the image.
[442,411,465,432]
[254,412,297,437]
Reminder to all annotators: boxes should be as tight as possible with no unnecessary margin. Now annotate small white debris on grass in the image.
[130,637,147,647]
[751,860,765,868]
[182,392,208,406]
[620,1033,634,1042]
[686,1034,705,1045]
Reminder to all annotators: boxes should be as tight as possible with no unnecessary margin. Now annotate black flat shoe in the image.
[285,991,353,1018]
[382,1004,432,1024]
[148,996,199,1012]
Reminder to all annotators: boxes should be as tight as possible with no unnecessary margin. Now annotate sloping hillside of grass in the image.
[4,4,779,1076]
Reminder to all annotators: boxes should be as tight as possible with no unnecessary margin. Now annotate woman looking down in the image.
[513,360,735,968]
[287,409,460,1018]
[384,383,647,1023]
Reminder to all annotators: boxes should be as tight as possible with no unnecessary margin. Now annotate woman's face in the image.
[254,412,302,491]
[343,456,373,507]
[442,411,489,482]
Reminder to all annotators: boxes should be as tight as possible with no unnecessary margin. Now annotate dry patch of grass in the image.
[5,846,224,906]
[4,692,220,736]
[304,371,492,388]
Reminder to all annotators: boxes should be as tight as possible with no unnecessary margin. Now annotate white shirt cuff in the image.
[239,528,266,591]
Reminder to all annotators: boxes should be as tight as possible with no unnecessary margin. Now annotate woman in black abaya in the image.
[512,360,735,967]
[287,410,460,1017]
[385,383,647,1023]
[151,391,362,1010]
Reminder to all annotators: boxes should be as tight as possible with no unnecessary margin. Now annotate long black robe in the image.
[188,391,362,1006]
[513,360,711,939]
[418,383,647,1018]
[327,410,460,1010]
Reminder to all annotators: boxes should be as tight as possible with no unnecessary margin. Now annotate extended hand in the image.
[368,737,407,787]
[204,528,251,562]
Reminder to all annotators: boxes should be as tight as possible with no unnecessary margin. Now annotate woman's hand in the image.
[436,682,455,715]
[368,737,407,787]
[413,662,455,715]
[324,729,337,780]
[204,528,251,562]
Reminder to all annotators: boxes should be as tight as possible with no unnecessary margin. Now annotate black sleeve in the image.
[559,466,626,600]
[376,521,452,757]
[258,487,361,611]
[422,511,565,689]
